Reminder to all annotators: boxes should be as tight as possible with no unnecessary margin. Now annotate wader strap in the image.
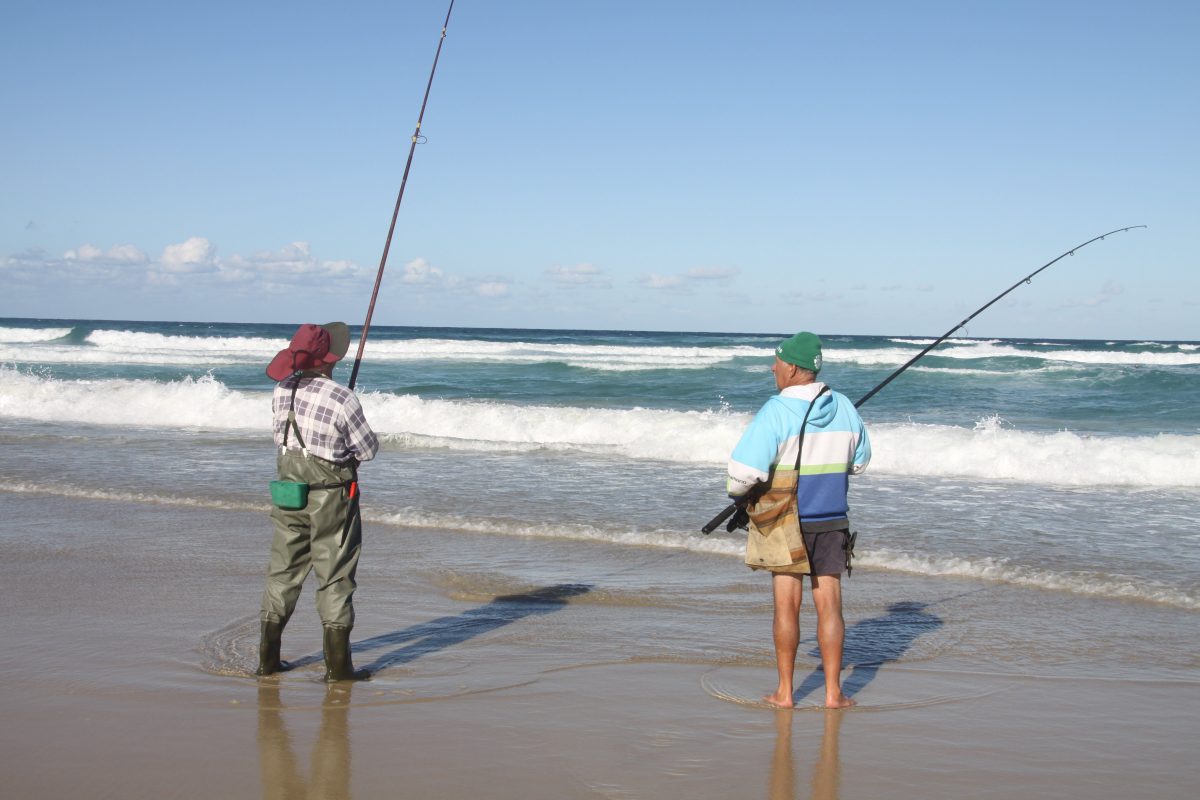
[279,376,359,498]
[282,377,308,456]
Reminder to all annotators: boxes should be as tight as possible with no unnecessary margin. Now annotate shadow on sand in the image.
[793,599,944,703]
[355,583,592,674]
[278,583,591,673]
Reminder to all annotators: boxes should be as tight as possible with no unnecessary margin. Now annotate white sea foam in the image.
[0,480,263,513]
[2,368,1197,488]
[359,338,768,371]
[2,328,772,370]
[0,327,73,343]
[1019,347,1200,366]
[909,365,1053,377]
[0,368,266,429]
[888,337,1000,346]
[869,419,1200,488]
[5,325,1198,370]
[85,329,277,356]
[851,341,1200,367]
[859,547,1200,610]
[367,393,742,464]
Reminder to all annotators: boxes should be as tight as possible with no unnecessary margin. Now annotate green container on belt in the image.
[269,480,309,510]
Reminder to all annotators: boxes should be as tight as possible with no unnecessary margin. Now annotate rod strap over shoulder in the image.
[793,385,830,472]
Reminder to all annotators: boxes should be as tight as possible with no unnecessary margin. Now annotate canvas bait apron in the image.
[744,385,830,571]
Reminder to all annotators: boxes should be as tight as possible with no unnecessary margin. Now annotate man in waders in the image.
[257,322,379,681]
[727,332,870,708]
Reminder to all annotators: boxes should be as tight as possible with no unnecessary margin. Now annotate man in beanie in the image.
[726,332,870,708]
[257,322,379,681]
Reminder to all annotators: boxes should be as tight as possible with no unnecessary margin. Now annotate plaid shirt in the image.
[273,374,379,465]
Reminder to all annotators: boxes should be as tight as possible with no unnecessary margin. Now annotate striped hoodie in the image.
[727,383,870,523]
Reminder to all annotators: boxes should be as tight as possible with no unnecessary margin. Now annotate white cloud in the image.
[4,238,522,312]
[400,257,445,285]
[396,257,513,299]
[65,244,102,261]
[4,236,365,296]
[685,266,739,280]
[637,265,738,291]
[638,273,685,290]
[64,243,148,264]
[160,237,218,273]
[474,280,511,297]
[224,242,360,281]
[546,263,611,288]
[7,243,151,286]
[786,289,843,303]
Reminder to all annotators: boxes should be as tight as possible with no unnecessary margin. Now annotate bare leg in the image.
[810,574,855,709]
[764,572,804,707]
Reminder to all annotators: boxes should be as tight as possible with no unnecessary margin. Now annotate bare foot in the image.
[762,690,795,708]
[824,693,857,709]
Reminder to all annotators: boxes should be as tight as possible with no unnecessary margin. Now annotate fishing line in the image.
[702,225,1147,533]
[853,225,1146,407]
[348,0,456,390]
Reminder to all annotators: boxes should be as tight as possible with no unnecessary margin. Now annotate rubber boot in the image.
[322,626,370,682]
[255,620,285,676]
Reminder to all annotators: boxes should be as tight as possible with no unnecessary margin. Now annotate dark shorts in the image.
[770,529,849,576]
[807,529,850,576]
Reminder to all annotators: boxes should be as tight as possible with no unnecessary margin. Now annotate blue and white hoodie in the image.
[727,383,871,523]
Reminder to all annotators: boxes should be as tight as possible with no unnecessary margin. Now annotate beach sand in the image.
[2,491,1197,799]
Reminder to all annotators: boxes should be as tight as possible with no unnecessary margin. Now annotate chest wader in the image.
[257,377,369,681]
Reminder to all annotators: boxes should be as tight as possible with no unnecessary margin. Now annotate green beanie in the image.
[776,332,823,373]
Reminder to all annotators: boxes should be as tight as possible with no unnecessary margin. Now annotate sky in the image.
[3,0,1197,340]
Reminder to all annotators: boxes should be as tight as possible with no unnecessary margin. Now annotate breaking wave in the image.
[1,368,1196,488]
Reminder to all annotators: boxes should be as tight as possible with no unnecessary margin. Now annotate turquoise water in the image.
[7,318,1198,433]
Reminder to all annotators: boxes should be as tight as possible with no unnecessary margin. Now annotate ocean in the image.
[2,317,1198,686]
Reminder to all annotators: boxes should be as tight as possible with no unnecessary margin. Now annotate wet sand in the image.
[2,491,1198,799]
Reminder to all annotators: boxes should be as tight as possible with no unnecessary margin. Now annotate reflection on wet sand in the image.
[769,708,843,800]
[257,683,353,800]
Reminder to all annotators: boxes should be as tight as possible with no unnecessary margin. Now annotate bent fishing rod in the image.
[701,224,1147,534]
[348,0,456,391]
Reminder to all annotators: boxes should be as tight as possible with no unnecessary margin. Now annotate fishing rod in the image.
[701,224,1146,534]
[348,0,456,391]
[853,225,1146,407]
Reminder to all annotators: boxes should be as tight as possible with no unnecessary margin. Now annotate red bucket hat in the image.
[266,322,351,381]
